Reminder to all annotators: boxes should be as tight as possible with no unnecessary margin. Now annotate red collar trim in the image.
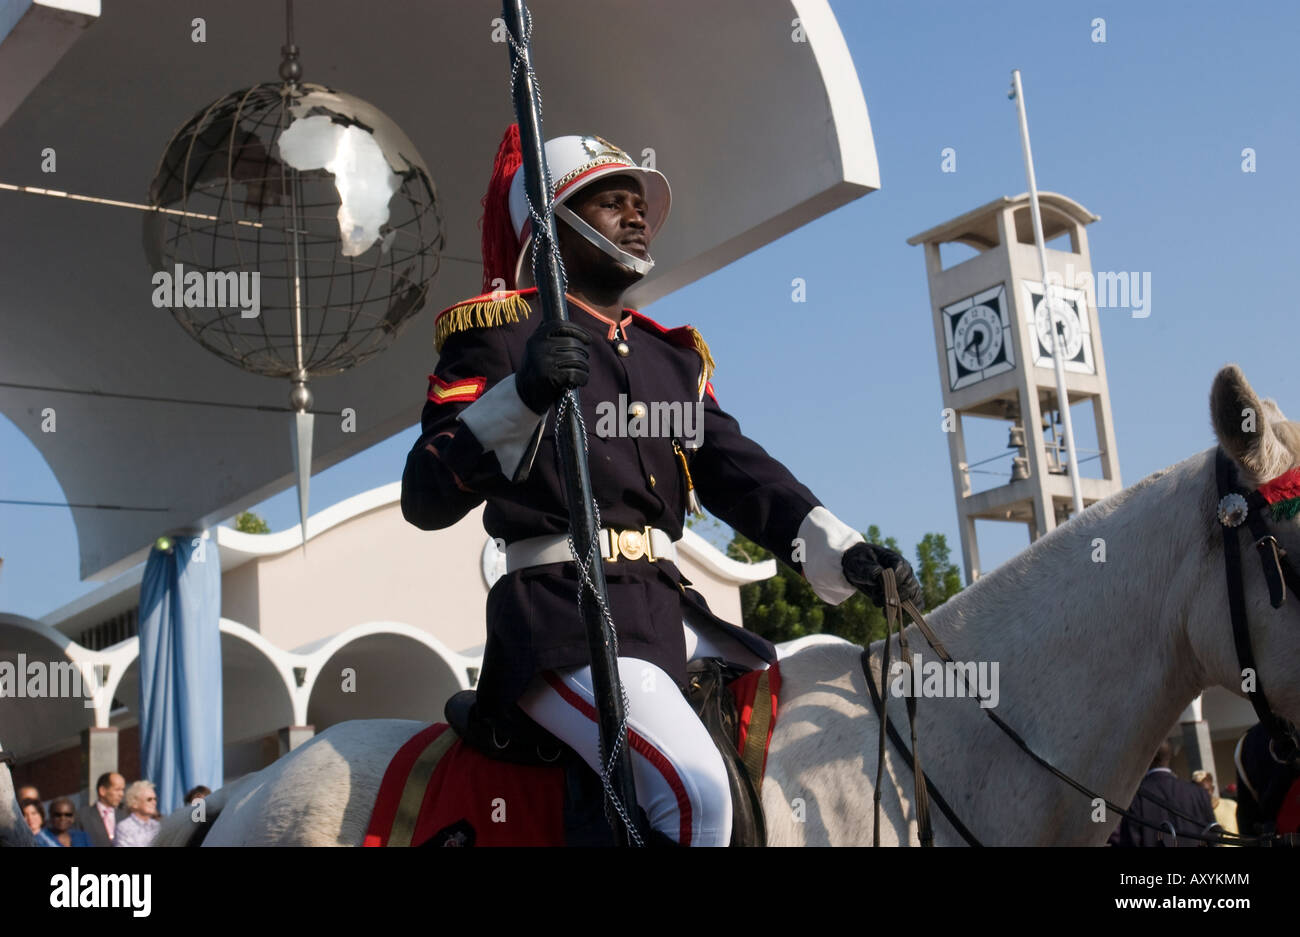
[565,293,633,340]
[628,310,697,348]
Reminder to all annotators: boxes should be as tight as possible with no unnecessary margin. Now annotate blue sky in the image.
[3,0,1297,619]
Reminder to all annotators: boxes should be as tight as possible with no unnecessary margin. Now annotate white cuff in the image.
[797,506,866,605]
[456,374,545,482]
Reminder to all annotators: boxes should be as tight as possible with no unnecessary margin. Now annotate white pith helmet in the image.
[505,133,671,289]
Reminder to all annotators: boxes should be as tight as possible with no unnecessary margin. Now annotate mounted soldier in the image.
[401,124,921,846]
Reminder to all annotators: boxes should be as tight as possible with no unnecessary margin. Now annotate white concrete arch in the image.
[299,621,475,732]
[0,612,133,739]
[214,619,301,726]
[0,613,95,755]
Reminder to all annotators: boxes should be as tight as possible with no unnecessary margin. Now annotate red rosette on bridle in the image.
[1258,466,1300,505]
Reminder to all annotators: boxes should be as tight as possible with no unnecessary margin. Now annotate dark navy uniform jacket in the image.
[401,287,827,712]
[1113,769,1217,847]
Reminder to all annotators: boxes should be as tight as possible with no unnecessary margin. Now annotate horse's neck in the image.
[896,451,1214,843]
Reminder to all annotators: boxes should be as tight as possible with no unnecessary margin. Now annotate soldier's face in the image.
[559,174,649,290]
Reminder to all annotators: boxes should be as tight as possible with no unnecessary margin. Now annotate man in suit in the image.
[1114,743,1217,846]
[74,771,126,847]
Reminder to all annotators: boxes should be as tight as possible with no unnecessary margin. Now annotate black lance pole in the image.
[501,0,644,847]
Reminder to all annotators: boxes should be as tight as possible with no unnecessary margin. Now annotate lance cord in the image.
[505,7,643,847]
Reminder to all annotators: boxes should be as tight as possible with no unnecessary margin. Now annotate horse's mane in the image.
[920,448,1210,650]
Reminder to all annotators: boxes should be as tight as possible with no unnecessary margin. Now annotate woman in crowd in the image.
[113,780,160,847]
[44,797,90,847]
[21,798,59,846]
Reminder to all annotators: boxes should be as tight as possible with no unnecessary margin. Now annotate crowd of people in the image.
[18,772,210,848]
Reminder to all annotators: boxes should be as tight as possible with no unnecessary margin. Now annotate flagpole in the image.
[501,0,644,846]
[1009,69,1085,516]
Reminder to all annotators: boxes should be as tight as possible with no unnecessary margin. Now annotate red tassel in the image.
[479,124,523,292]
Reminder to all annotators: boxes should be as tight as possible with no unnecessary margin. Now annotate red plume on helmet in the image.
[479,124,523,292]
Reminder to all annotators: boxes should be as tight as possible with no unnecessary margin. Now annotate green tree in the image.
[915,532,962,612]
[234,510,270,534]
[728,525,964,648]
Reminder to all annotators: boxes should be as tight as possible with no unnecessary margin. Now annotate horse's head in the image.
[1189,364,1300,728]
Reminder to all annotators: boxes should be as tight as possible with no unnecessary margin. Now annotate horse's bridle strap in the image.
[1216,447,1300,765]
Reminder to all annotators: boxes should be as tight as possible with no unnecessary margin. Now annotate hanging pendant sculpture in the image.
[143,42,443,545]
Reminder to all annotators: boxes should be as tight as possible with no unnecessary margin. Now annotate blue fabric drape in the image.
[137,534,222,814]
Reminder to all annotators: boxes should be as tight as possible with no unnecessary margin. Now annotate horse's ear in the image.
[1258,398,1300,461]
[1211,364,1296,485]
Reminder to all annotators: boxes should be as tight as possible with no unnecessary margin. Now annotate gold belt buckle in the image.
[605,526,657,562]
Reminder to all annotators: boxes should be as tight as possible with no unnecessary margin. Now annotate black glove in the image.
[842,542,924,610]
[516,320,591,415]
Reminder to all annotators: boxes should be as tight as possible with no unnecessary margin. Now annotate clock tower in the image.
[907,192,1122,583]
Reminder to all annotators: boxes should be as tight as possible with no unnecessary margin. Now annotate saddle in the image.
[443,657,767,846]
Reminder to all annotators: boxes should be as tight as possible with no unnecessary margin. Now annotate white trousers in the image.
[516,613,768,847]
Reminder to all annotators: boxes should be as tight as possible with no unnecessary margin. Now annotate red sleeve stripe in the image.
[427,375,486,404]
[704,380,717,405]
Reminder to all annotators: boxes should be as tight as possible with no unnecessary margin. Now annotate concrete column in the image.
[81,726,118,801]
[961,513,981,584]
[277,725,315,758]
[1180,719,1215,776]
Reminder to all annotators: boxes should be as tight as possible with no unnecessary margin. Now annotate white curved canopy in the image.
[0,0,878,580]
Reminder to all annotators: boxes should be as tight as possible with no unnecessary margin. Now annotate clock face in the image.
[942,284,1014,390]
[1034,297,1083,359]
[1023,281,1095,374]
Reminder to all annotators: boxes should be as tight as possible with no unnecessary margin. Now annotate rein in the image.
[858,449,1300,846]
[868,570,933,846]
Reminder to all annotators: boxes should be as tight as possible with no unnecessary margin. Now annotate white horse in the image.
[5,365,1297,847]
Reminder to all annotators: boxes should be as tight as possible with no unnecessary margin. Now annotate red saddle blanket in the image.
[1278,776,1300,835]
[363,663,780,847]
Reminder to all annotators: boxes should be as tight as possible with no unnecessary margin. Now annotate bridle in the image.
[860,446,1300,847]
[1214,446,1300,767]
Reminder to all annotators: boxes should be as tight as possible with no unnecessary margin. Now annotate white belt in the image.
[505,526,676,573]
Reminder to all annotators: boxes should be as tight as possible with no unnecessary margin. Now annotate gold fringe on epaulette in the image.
[688,326,715,398]
[434,293,532,352]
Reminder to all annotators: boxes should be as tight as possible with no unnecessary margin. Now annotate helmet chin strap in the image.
[554,203,655,276]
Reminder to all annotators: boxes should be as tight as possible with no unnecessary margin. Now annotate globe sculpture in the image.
[144,81,443,391]
[143,63,444,544]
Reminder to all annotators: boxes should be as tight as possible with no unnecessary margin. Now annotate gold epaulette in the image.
[687,326,715,398]
[433,289,534,352]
